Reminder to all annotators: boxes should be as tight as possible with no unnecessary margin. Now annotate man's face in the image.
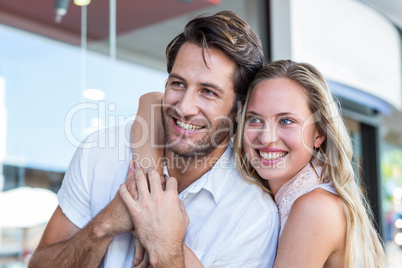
[162,42,237,158]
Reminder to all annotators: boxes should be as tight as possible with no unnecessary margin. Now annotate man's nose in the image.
[176,89,199,117]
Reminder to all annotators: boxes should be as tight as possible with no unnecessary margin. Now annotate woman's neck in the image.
[269,163,311,196]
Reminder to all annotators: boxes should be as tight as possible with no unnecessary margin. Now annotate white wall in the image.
[271,0,402,111]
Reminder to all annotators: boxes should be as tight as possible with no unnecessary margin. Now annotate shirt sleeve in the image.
[57,135,97,229]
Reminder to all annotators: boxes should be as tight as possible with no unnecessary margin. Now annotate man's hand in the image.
[132,236,150,268]
[119,168,189,268]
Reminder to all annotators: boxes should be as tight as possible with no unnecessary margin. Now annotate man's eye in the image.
[201,89,216,96]
[172,81,184,87]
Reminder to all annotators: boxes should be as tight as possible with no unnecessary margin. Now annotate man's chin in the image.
[167,145,200,157]
[166,142,214,159]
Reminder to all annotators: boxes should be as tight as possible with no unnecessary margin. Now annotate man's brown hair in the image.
[166,10,264,105]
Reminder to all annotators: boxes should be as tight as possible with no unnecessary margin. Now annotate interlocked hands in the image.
[119,161,189,267]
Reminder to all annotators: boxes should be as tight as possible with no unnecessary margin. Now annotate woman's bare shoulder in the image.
[276,189,346,267]
[291,188,344,224]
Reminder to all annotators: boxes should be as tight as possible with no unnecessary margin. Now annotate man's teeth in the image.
[176,120,202,130]
[259,151,286,160]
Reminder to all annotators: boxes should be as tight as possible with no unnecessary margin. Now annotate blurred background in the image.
[0,0,401,267]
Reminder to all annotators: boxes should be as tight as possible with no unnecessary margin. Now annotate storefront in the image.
[1,0,402,264]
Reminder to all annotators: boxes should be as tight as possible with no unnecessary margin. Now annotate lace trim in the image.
[275,164,323,234]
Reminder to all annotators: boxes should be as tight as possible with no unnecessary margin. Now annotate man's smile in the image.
[175,119,205,131]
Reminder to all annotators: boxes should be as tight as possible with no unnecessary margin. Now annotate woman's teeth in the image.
[259,151,287,160]
[176,119,203,130]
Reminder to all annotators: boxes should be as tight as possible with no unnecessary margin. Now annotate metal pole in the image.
[80,5,87,138]
[109,0,116,59]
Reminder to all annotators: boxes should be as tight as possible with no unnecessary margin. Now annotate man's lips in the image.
[166,107,208,131]
[175,119,204,130]
[172,117,207,132]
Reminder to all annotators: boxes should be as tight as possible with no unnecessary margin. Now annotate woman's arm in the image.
[131,92,164,175]
[274,189,346,268]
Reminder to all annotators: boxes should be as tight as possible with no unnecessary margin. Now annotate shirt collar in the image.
[179,143,235,204]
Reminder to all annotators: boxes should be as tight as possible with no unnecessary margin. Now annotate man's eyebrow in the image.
[168,73,185,81]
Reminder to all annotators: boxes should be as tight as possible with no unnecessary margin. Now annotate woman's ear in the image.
[314,132,326,148]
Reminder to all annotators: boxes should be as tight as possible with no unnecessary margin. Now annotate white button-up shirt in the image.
[58,124,279,267]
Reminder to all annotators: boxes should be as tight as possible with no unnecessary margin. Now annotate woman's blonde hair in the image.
[234,60,385,267]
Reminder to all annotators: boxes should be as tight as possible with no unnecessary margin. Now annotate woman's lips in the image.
[256,149,288,166]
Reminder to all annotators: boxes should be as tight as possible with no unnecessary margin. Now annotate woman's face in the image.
[243,77,325,194]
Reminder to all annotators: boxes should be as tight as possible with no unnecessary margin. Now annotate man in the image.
[29,11,279,267]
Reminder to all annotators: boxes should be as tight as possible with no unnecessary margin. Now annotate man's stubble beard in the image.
[161,102,238,160]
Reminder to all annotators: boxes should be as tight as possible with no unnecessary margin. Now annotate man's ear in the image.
[235,113,240,123]
[235,103,243,123]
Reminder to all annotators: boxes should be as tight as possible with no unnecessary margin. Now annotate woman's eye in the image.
[248,117,261,124]
[280,118,293,125]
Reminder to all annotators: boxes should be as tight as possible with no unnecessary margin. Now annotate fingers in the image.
[134,168,150,198]
[135,251,150,268]
[165,177,178,194]
[133,238,145,267]
[148,170,162,195]
[119,184,136,209]
[134,168,166,197]
[125,160,136,184]
[160,175,166,191]
[131,160,136,173]
[127,180,139,201]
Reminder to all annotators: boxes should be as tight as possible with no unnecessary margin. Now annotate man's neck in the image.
[165,145,228,193]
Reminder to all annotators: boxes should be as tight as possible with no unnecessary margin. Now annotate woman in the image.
[127,60,385,267]
[234,60,385,267]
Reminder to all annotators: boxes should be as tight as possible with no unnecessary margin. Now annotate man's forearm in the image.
[29,210,115,268]
[148,244,203,268]
[148,244,185,268]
